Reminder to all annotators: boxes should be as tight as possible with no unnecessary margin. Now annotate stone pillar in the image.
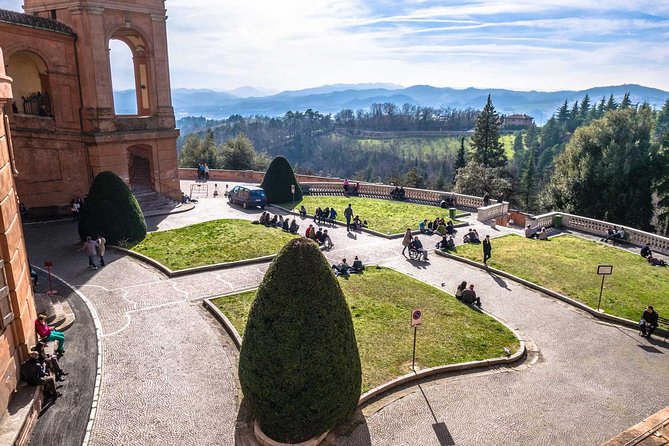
[0,47,38,415]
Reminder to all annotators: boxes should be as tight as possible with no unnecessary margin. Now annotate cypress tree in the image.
[519,147,536,211]
[453,136,467,182]
[470,95,506,167]
[260,156,303,203]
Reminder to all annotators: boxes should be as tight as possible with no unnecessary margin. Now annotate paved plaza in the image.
[24,183,669,446]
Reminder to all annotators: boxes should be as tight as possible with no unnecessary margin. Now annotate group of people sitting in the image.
[304,224,334,249]
[436,234,456,251]
[390,186,406,200]
[525,225,548,240]
[602,226,626,243]
[331,256,365,276]
[312,206,338,224]
[343,179,360,196]
[640,244,667,267]
[22,314,69,399]
[255,211,299,234]
[463,228,481,244]
[419,218,456,236]
[455,281,482,308]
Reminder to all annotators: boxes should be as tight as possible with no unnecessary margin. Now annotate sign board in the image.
[291,184,295,194]
[411,308,423,327]
[597,265,613,275]
[44,261,53,267]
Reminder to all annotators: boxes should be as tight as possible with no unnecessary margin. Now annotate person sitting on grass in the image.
[447,236,456,250]
[276,215,284,228]
[436,221,447,236]
[461,284,482,308]
[21,352,60,399]
[305,224,315,239]
[257,212,267,225]
[640,245,652,258]
[411,236,429,261]
[352,256,364,272]
[268,214,278,227]
[332,258,351,276]
[639,305,659,338]
[315,228,324,245]
[35,314,65,356]
[322,230,334,249]
[538,227,548,240]
[454,281,467,300]
[329,207,337,223]
[282,218,290,231]
[446,221,455,235]
[647,256,667,267]
[525,224,539,239]
[464,229,481,244]
[299,205,307,218]
[436,234,449,250]
[289,219,299,234]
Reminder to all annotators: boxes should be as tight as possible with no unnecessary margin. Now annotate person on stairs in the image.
[35,314,65,356]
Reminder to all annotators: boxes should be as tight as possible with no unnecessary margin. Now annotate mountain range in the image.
[113,83,669,124]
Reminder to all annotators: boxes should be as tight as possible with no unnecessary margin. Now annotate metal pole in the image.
[412,326,417,371]
[47,266,57,296]
[597,275,605,311]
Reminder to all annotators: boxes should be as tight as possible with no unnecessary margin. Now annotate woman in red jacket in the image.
[35,314,65,355]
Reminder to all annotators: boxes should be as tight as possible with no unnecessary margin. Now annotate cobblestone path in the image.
[24,187,669,445]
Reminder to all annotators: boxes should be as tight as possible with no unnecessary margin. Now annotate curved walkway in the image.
[24,188,669,446]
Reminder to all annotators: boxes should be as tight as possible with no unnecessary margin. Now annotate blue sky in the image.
[2,0,669,92]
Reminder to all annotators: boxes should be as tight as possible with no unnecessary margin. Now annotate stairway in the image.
[131,184,181,214]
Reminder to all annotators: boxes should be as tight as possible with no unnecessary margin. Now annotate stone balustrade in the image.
[477,202,509,222]
[530,212,669,255]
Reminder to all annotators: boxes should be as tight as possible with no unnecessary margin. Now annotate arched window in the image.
[109,31,151,117]
[6,51,52,117]
[109,39,138,115]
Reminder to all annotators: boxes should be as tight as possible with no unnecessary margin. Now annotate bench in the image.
[658,317,669,341]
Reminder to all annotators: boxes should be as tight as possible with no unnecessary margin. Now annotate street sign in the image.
[411,308,423,327]
[597,265,613,275]
[44,261,53,267]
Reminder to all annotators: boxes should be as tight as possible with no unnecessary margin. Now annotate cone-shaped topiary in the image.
[239,238,361,443]
[78,171,146,244]
[259,156,303,204]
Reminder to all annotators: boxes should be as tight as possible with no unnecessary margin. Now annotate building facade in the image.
[0,0,180,214]
[0,47,39,421]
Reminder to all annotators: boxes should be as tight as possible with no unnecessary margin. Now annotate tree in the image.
[453,162,513,198]
[519,147,537,211]
[606,94,618,111]
[178,130,221,168]
[655,99,669,142]
[540,107,655,229]
[470,95,507,167]
[513,131,524,153]
[221,134,257,170]
[653,134,669,235]
[620,92,632,109]
[260,156,303,203]
[78,171,146,244]
[404,167,426,188]
[238,238,361,443]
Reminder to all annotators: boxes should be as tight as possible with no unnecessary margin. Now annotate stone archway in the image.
[127,145,152,189]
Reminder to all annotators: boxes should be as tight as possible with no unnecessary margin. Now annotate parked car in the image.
[228,185,266,209]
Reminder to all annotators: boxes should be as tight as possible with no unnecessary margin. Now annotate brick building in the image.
[0,0,181,215]
[502,113,534,128]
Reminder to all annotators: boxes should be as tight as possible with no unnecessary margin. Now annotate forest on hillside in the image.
[177,94,669,234]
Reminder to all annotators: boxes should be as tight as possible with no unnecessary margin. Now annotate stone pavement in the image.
[22,185,669,445]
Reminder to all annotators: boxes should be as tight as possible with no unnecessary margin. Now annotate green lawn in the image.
[454,234,669,321]
[279,196,465,235]
[130,219,297,270]
[212,268,519,392]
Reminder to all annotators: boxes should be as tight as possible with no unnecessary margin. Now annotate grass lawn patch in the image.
[454,234,669,321]
[279,196,466,235]
[130,219,297,270]
[212,267,519,392]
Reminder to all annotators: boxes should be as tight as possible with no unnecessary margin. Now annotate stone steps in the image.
[131,186,181,215]
[33,292,75,333]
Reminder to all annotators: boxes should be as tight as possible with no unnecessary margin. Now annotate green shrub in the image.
[78,171,146,244]
[238,238,361,442]
[259,156,303,204]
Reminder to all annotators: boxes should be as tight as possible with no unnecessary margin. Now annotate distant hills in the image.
[113,83,669,123]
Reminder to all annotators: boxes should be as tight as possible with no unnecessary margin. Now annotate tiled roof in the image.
[0,8,74,36]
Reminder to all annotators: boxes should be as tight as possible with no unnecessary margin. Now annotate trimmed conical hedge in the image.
[259,156,303,204]
[78,171,146,244]
[239,238,361,443]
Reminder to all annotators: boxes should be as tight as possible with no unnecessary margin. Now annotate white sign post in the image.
[291,184,295,208]
[596,265,613,312]
[411,308,423,371]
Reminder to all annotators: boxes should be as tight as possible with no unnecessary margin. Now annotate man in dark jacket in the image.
[461,284,482,308]
[21,352,59,398]
[483,235,492,265]
[639,306,659,338]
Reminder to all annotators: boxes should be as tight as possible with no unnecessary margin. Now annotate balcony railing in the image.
[16,92,53,117]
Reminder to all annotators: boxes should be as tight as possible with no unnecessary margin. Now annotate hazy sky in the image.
[2,0,669,92]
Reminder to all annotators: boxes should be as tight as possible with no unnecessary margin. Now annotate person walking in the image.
[96,234,106,267]
[402,228,412,256]
[344,204,354,232]
[483,235,492,266]
[79,236,99,270]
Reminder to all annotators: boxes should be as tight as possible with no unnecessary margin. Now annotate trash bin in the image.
[554,214,563,227]
[449,207,457,220]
